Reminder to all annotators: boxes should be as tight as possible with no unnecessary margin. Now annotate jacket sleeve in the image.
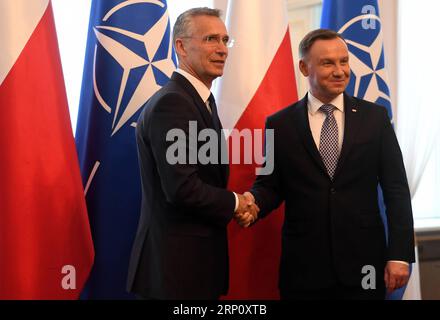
[251,118,284,218]
[144,92,235,227]
[378,108,415,262]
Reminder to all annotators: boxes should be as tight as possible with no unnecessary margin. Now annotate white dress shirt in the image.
[307,91,345,151]
[176,69,212,113]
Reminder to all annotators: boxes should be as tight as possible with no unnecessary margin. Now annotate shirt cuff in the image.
[388,260,409,266]
[233,192,239,212]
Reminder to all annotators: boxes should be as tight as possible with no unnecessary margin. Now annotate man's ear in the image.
[299,59,309,77]
[174,39,187,57]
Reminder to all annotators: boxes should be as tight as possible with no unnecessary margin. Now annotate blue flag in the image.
[76,0,176,299]
[321,0,410,300]
[321,0,392,118]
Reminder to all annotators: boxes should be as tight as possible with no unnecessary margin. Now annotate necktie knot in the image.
[320,104,336,116]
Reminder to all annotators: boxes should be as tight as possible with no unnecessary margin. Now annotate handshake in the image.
[234,192,259,228]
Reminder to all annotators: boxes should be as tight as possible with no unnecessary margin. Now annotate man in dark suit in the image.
[127,8,257,300]
[245,29,415,300]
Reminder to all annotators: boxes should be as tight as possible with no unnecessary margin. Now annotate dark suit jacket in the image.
[127,72,235,299]
[251,93,415,294]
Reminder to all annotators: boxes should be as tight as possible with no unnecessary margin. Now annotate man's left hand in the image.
[384,261,410,294]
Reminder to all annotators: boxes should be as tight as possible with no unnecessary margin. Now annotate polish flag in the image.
[215,0,298,299]
[0,1,94,299]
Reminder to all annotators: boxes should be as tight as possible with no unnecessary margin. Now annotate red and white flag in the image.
[215,0,298,299]
[0,0,94,299]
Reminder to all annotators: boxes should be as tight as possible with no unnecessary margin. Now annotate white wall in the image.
[213,0,228,14]
[168,0,213,26]
[52,0,91,131]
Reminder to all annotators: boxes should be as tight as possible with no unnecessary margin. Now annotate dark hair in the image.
[172,7,222,45]
[299,28,346,59]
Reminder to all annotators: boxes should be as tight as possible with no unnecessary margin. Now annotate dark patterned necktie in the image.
[208,94,228,166]
[208,93,221,133]
[319,104,339,180]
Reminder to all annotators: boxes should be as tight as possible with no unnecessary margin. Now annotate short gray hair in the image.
[172,7,222,45]
[299,28,346,59]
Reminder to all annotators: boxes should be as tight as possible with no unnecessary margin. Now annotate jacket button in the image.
[330,188,336,194]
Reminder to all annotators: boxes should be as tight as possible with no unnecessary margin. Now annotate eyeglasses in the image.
[181,35,235,48]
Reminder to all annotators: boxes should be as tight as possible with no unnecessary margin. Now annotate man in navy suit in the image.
[245,29,414,300]
[127,8,257,300]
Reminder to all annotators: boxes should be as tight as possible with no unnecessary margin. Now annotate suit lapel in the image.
[171,72,229,186]
[292,94,328,176]
[171,72,214,130]
[333,93,362,180]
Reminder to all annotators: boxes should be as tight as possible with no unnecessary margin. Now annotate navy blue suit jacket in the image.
[251,93,415,293]
[127,72,235,299]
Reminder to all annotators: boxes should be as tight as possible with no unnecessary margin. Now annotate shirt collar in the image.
[307,91,345,115]
[176,68,211,104]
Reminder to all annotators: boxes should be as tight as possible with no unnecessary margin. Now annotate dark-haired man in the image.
[248,29,414,300]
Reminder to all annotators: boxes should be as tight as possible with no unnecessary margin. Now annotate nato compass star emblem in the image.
[93,0,176,136]
[338,13,392,118]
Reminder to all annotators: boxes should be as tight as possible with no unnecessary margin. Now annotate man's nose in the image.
[216,42,228,55]
[333,65,345,76]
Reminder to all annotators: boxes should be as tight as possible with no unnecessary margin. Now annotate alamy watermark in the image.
[361,265,377,290]
[61,265,76,290]
[166,121,274,175]
[362,5,378,30]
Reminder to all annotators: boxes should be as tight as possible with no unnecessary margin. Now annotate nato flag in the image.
[76,0,176,299]
[321,0,393,119]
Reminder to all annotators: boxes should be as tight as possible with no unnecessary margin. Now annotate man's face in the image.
[299,38,350,103]
[176,15,229,88]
